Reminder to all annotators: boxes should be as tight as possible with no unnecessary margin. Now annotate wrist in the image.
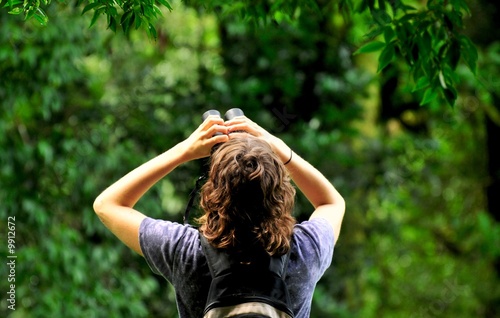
[171,141,195,163]
[269,137,292,164]
[283,148,293,165]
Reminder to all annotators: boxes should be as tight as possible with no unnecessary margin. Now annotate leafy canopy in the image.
[1,0,477,107]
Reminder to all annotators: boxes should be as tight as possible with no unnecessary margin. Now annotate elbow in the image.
[338,196,346,214]
[314,195,345,212]
[93,196,106,218]
[93,197,113,226]
[330,192,346,215]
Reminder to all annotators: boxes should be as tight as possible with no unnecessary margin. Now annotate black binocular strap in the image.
[183,174,206,224]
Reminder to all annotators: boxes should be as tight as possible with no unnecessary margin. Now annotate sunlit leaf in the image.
[353,41,385,55]
[34,7,49,25]
[4,0,23,6]
[420,87,438,105]
[25,8,36,20]
[8,6,22,14]
[412,76,430,92]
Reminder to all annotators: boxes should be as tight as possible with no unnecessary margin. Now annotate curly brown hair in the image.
[197,136,296,256]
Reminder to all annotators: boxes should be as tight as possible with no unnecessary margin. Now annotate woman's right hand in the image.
[180,115,229,161]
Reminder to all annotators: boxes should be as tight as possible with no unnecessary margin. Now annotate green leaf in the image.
[25,7,36,20]
[364,26,384,40]
[128,13,136,33]
[82,2,102,15]
[419,30,432,56]
[153,4,162,16]
[274,10,292,24]
[107,15,117,32]
[156,0,172,11]
[383,26,395,43]
[148,22,157,40]
[34,7,48,25]
[443,86,458,106]
[459,35,478,74]
[106,5,118,18]
[134,11,142,29]
[401,4,417,11]
[4,0,22,6]
[412,76,430,92]
[446,38,461,70]
[377,43,395,72]
[438,70,448,89]
[8,6,22,14]
[372,9,392,26]
[89,7,105,27]
[420,87,438,105]
[378,0,386,11]
[453,0,470,15]
[354,41,385,55]
[398,13,416,23]
[121,10,133,33]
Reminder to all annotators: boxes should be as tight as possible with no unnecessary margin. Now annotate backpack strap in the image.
[200,234,290,279]
[200,233,294,318]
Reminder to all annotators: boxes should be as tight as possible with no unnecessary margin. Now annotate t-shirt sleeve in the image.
[139,217,193,279]
[293,218,335,281]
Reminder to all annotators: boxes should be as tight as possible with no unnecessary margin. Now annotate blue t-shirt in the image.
[139,217,335,318]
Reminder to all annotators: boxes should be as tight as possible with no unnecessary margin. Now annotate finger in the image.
[227,132,249,139]
[226,123,251,133]
[223,116,251,126]
[204,124,229,137]
[201,116,225,131]
[207,134,229,146]
[228,123,264,137]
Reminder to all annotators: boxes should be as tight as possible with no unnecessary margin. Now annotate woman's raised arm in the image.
[93,116,229,255]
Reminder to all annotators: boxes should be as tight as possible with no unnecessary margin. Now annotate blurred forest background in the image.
[1,0,499,317]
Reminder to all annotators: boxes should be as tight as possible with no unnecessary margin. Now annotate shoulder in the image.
[293,218,335,246]
[139,217,201,275]
[140,217,198,241]
[291,218,335,269]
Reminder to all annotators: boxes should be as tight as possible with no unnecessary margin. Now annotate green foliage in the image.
[0,6,164,317]
[1,0,499,317]
[1,0,479,107]
[353,0,477,106]
[3,0,50,25]
[78,0,170,38]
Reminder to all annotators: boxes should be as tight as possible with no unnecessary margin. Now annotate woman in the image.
[93,115,345,317]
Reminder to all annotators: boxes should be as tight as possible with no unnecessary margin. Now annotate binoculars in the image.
[202,108,244,122]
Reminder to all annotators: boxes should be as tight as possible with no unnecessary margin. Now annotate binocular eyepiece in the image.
[202,108,244,122]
